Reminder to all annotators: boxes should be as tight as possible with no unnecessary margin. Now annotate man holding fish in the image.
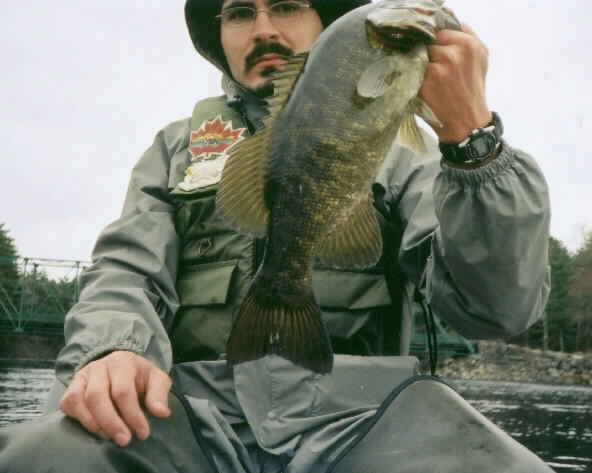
[0,0,554,471]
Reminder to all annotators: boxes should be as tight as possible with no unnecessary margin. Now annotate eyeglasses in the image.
[217,1,313,29]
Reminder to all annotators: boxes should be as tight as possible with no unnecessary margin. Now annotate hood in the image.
[185,0,371,77]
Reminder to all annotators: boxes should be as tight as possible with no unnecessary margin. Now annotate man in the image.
[0,0,552,471]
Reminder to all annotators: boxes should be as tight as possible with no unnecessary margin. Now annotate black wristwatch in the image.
[439,112,503,164]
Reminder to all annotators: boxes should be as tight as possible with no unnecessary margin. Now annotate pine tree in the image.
[0,223,21,313]
[546,237,574,351]
[506,236,575,352]
[569,232,592,352]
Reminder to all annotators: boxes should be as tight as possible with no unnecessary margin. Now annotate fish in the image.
[216,0,461,374]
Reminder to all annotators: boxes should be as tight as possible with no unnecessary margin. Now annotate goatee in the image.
[252,67,277,98]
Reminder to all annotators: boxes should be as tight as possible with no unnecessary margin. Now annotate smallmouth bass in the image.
[216,0,460,374]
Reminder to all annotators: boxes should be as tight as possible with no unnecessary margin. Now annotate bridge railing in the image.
[0,257,89,334]
[1,256,478,357]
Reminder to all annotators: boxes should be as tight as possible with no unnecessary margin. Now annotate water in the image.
[1,364,591,472]
[0,363,55,425]
[448,379,592,473]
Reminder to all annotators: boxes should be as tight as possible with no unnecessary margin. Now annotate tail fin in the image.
[226,277,333,374]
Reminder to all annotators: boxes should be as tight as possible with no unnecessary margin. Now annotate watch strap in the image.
[439,112,503,163]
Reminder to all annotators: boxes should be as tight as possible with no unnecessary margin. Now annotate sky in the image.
[1,0,591,267]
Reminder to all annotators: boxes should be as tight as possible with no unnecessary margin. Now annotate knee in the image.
[0,412,112,472]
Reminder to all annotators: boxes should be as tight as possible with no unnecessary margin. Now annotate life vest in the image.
[169,96,411,363]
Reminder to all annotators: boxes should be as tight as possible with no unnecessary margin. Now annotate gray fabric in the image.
[0,393,217,473]
[1,357,554,472]
[376,133,551,339]
[55,118,191,385]
[173,354,420,472]
[1,355,420,473]
[330,377,555,473]
[55,106,551,385]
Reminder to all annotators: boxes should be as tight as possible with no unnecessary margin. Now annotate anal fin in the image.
[318,195,383,269]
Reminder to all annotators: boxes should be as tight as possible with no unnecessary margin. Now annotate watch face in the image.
[467,133,496,160]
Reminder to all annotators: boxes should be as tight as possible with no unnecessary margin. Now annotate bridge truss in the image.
[0,257,89,335]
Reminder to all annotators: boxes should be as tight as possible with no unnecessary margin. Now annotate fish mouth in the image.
[368,23,435,52]
[366,6,437,53]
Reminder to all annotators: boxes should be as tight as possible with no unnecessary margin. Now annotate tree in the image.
[0,223,21,316]
[569,231,592,352]
[506,236,575,352]
[545,237,574,351]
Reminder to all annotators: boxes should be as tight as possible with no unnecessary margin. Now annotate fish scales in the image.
[217,0,460,374]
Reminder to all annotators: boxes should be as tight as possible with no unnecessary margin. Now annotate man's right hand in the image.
[59,351,172,447]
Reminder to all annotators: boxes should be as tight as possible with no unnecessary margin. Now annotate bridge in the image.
[0,256,477,357]
[0,257,88,336]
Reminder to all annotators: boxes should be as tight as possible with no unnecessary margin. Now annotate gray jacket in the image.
[55,77,551,385]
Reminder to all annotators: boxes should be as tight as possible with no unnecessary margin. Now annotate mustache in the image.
[244,42,295,72]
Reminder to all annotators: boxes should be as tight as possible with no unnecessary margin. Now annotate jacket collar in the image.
[221,75,270,133]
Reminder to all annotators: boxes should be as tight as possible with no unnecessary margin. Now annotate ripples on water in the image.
[0,364,54,426]
[1,365,591,472]
[449,379,592,473]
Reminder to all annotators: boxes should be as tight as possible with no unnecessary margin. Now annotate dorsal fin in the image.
[262,52,308,126]
[216,53,308,236]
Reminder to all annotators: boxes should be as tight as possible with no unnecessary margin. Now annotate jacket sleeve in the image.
[377,133,551,340]
[55,119,190,386]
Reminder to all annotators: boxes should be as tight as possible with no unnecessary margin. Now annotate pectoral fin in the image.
[357,55,400,98]
[396,112,426,153]
[396,98,440,153]
[318,195,382,268]
[216,128,271,237]
[410,96,442,129]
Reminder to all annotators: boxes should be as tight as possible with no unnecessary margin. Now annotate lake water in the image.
[1,364,591,472]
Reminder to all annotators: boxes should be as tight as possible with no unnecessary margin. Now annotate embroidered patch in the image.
[189,115,246,161]
[179,115,247,191]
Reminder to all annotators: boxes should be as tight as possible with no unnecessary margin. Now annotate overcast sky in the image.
[1,0,591,266]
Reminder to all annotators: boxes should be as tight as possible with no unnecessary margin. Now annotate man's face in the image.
[220,0,323,96]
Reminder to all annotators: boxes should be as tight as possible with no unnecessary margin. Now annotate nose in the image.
[251,10,281,41]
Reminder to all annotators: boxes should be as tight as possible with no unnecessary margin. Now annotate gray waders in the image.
[0,356,554,472]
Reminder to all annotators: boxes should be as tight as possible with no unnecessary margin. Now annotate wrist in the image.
[436,111,493,144]
[439,111,503,164]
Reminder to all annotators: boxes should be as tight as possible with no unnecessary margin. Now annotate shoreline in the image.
[2,339,591,387]
[434,340,592,387]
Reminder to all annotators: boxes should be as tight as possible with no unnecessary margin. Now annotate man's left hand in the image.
[419,23,492,143]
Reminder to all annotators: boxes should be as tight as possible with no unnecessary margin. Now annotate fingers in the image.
[434,22,480,44]
[85,361,134,446]
[419,21,491,143]
[109,362,150,442]
[143,367,172,419]
[459,22,478,37]
[59,372,104,439]
[58,351,172,447]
